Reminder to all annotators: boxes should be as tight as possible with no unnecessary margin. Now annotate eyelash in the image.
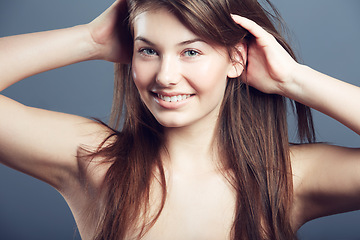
[182,49,200,57]
[138,48,201,58]
[139,48,158,57]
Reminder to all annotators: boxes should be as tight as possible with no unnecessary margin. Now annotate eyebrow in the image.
[134,36,206,46]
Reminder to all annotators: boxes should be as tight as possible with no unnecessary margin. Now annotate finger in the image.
[104,0,126,15]
[111,0,125,9]
[230,14,271,41]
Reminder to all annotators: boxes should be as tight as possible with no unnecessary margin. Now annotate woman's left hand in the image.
[231,14,299,95]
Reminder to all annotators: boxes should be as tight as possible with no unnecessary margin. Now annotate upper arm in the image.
[291,143,360,227]
[0,94,110,192]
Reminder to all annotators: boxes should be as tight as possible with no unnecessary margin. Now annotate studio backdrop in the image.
[0,0,359,239]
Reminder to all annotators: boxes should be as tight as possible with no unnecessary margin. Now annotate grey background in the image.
[0,0,359,239]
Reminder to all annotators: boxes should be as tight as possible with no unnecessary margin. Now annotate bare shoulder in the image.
[289,143,360,228]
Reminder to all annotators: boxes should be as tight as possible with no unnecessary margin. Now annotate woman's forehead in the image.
[133,9,200,43]
[131,6,232,55]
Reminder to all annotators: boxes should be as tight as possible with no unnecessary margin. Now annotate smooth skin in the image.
[0,0,359,239]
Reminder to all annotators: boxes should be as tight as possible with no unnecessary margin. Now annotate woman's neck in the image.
[162,120,220,175]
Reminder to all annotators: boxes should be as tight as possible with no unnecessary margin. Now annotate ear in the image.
[227,42,247,78]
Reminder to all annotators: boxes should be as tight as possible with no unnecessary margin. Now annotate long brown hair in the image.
[90,0,315,239]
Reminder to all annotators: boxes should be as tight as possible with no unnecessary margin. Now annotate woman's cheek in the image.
[183,61,209,83]
[183,60,227,93]
[132,60,157,89]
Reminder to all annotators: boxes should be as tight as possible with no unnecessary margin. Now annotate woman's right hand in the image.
[87,0,132,63]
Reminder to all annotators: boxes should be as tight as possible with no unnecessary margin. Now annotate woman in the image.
[0,0,359,239]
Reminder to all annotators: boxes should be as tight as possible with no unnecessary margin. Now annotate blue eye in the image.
[139,48,158,56]
[183,50,200,57]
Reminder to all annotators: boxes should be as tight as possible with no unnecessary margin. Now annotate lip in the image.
[151,91,194,109]
[152,90,193,97]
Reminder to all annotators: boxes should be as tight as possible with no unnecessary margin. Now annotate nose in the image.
[156,55,181,86]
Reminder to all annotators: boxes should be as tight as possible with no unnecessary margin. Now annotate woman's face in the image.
[132,8,238,129]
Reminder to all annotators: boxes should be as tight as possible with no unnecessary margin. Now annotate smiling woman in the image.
[0,0,360,240]
[132,9,239,128]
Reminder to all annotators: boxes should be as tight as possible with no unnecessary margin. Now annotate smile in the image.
[157,93,192,102]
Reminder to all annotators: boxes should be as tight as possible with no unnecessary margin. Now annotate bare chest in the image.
[67,170,236,240]
[139,172,236,240]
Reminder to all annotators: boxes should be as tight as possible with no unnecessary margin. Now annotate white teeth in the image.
[158,94,191,102]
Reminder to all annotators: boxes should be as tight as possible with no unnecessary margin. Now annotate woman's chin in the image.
[155,117,189,129]
[157,121,185,129]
